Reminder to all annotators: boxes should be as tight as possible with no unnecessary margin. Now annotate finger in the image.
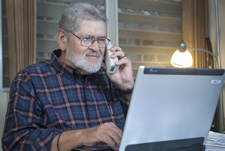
[109,46,126,58]
[102,134,119,150]
[111,51,126,59]
[106,123,122,147]
[108,131,121,149]
[110,46,122,52]
[120,54,127,59]
[115,56,131,66]
[109,123,122,138]
[101,122,122,138]
[97,123,121,149]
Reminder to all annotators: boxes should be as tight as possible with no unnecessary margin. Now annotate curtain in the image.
[6,0,36,83]
[182,0,208,68]
[182,0,224,133]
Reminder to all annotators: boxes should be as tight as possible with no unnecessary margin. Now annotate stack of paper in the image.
[206,131,225,151]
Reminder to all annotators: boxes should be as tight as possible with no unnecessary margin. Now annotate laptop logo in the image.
[211,79,222,84]
[149,69,158,72]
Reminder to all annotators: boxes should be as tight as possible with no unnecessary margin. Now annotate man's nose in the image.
[89,40,99,50]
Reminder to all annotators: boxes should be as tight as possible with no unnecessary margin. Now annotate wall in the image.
[0,90,9,151]
[208,0,225,118]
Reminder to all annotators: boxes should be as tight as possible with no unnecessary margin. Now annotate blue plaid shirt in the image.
[2,49,129,151]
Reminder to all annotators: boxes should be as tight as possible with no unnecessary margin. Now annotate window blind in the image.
[1,0,182,88]
[118,0,182,75]
[36,0,106,63]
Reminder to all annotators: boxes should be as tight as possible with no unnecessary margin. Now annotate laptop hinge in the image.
[125,137,205,151]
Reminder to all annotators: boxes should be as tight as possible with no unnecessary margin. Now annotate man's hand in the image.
[51,122,122,151]
[107,45,134,90]
[80,122,122,150]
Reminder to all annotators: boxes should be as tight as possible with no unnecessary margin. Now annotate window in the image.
[1,0,182,88]
[118,0,182,75]
[36,0,106,63]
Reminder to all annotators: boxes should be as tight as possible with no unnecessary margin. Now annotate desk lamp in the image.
[170,41,218,68]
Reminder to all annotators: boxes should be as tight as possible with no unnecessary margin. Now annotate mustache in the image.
[83,50,101,57]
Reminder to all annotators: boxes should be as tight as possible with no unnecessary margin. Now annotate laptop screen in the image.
[119,66,225,151]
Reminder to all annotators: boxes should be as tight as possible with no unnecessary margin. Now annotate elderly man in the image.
[2,2,134,151]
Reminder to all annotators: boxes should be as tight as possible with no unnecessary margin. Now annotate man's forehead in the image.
[77,20,107,35]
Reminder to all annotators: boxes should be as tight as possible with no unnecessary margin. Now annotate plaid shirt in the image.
[2,49,129,151]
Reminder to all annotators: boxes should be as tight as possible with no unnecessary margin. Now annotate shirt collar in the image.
[50,49,76,80]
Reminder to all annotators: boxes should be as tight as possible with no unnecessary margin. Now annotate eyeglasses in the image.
[69,32,110,48]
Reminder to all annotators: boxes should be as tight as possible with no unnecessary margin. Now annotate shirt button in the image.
[89,107,93,111]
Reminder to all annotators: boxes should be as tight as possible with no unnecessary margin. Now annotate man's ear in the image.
[57,29,68,51]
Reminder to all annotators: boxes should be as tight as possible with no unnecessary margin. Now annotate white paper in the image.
[206,131,225,150]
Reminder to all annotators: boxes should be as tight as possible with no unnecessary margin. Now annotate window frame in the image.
[106,0,119,45]
[0,0,3,90]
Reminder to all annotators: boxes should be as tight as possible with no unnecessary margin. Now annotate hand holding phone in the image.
[105,42,119,74]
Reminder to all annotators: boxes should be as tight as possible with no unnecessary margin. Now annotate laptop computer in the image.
[118,66,225,151]
[74,66,225,151]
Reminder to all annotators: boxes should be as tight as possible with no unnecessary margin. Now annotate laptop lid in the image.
[119,66,225,151]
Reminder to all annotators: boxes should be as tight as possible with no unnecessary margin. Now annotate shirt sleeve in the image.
[113,84,130,117]
[1,71,62,151]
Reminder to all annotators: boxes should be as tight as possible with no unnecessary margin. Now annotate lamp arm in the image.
[186,47,218,68]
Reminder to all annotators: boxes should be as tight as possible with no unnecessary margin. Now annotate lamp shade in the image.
[170,49,193,67]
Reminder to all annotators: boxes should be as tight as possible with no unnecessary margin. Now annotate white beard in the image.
[65,44,102,73]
